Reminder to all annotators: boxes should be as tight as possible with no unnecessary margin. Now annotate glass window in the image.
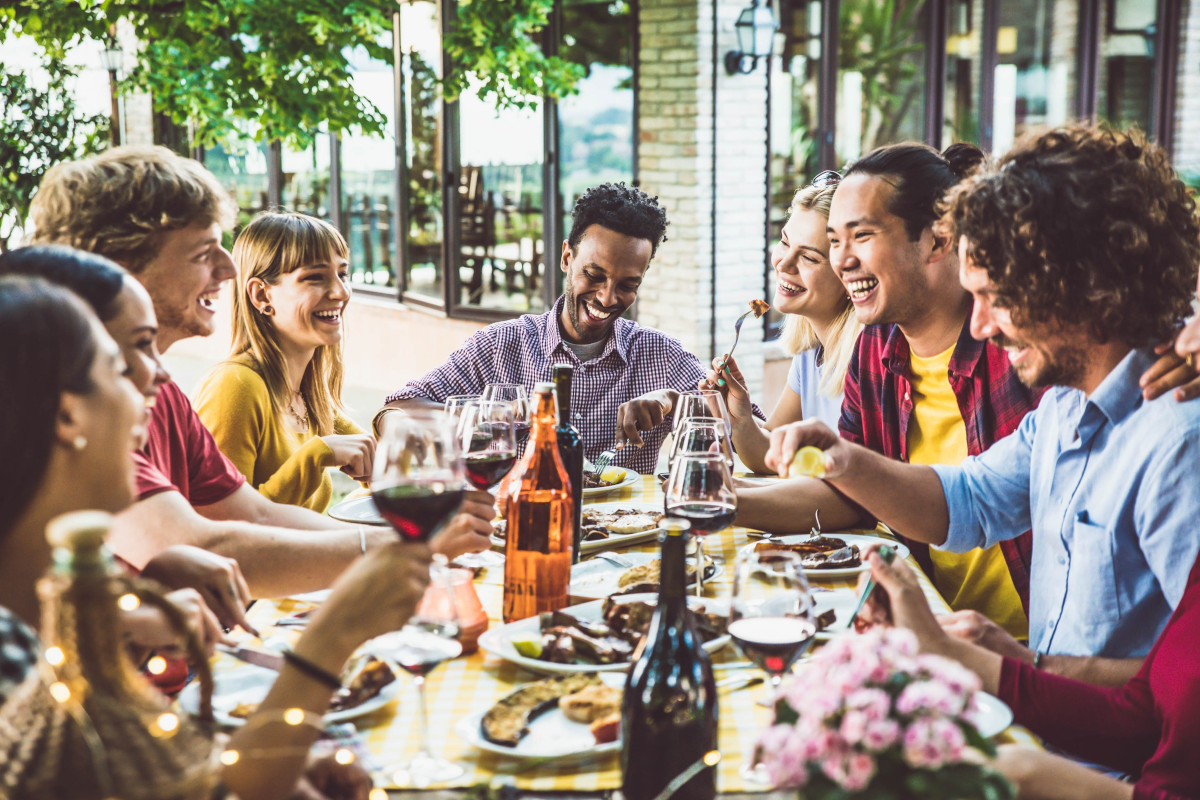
[400,0,446,305]
[1097,0,1158,134]
[837,0,928,164]
[280,128,332,220]
[203,134,272,232]
[992,0,1077,155]
[944,0,982,145]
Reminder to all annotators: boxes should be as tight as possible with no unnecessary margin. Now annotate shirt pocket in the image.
[1068,517,1123,637]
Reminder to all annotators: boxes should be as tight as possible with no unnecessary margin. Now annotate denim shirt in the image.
[934,347,1200,659]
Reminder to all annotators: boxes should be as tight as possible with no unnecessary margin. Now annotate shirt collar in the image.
[1083,346,1152,429]
[881,314,980,377]
[543,295,628,365]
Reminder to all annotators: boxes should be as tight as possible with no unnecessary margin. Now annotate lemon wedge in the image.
[789,446,827,478]
[511,634,543,659]
[599,467,624,483]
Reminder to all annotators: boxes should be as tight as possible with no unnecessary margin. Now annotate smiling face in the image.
[959,240,1087,390]
[255,255,352,355]
[772,207,847,325]
[827,174,939,327]
[133,220,235,352]
[559,224,652,344]
[104,278,170,415]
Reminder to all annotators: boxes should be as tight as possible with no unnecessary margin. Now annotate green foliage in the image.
[0,54,109,251]
[442,0,586,110]
[838,0,925,152]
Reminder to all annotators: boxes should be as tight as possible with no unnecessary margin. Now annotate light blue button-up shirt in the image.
[933,347,1200,659]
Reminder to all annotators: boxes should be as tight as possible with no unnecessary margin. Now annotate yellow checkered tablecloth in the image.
[226,475,1026,794]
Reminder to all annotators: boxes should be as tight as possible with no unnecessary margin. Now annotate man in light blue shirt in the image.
[762,124,1200,688]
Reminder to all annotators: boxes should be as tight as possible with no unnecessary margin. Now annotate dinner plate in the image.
[811,589,860,639]
[327,495,387,526]
[454,673,625,763]
[177,662,403,727]
[582,467,640,497]
[973,692,1014,738]
[491,500,666,556]
[748,533,911,580]
[569,552,722,600]
[478,594,730,675]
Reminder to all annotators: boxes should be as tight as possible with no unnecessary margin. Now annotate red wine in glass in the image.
[464,452,518,490]
[728,616,816,676]
[511,420,531,445]
[666,502,736,535]
[372,484,466,542]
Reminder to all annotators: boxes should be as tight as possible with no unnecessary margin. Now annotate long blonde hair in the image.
[776,183,862,398]
[230,212,349,435]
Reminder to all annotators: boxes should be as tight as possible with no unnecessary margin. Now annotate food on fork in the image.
[748,298,771,317]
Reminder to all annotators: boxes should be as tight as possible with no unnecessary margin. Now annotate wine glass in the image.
[664,451,737,597]
[443,394,480,435]
[669,417,735,473]
[673,389,732,440]
[481,383,531,445]
[730,547,814,783]
[459,401,518,486]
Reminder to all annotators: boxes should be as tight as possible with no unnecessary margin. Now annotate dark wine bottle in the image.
[552,364,584,564]
[621,519,719,800]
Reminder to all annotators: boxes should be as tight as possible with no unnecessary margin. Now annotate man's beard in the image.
[563,287,613,344]
[997,336,1087,390]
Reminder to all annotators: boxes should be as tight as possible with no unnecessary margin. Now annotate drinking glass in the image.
[443,394,480,435]
[458,401,518,488]
[481,383,531,445]
[664,451,737,597]
[669,417,735,473]
[730,547,814,782]
[673,389,732,440]
[372,411,466,544]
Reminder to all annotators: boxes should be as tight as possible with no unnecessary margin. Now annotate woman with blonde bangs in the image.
[703,176,862,474]
[196,212,373,512]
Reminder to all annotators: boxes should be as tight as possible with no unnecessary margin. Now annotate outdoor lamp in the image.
[100,36,123,146]
[100,38,123,74]
[725,0,778,75]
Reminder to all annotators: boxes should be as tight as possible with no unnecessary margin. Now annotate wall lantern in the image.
[725,0,779,75]
[99,37,123,74]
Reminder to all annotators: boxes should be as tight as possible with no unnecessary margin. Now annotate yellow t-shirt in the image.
[906,345,1029,640]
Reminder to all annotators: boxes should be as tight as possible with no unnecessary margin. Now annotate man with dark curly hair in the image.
[765,124,1200,690]
[381,182,729,473]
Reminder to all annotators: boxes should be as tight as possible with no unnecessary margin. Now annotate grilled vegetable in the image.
[480,673,602,746]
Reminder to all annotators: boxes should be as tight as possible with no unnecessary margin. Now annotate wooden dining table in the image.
[210,474,1028,798]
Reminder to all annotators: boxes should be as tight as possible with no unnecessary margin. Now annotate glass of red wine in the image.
[730,547,813,783]
[458,400,518,489]
[481,383,531,445]
[664,451,737,597]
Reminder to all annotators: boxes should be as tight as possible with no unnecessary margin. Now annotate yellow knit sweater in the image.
[195,355,363,512]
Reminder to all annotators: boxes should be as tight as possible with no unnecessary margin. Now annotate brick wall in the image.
[636,0,770,398]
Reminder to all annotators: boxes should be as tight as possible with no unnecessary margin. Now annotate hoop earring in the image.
[261,305,274,315]
[72,436,87,451]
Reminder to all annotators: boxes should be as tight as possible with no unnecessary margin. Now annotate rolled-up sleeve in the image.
[933,411,1036,553]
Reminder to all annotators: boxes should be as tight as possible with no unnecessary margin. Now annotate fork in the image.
[589,448,617,483]
[715,308,756,386]
[587,551,635,567]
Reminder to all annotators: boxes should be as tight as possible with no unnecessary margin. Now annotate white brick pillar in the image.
[635,0,770,400]
[1174,1,1200,175]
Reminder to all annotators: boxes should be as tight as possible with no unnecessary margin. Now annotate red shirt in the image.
[999,555,1200,800]
[839,315,1041,609]
[134,381,244,505]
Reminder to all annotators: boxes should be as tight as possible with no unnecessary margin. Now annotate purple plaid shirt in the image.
[386,296,709,473]
[839,314,1043,611]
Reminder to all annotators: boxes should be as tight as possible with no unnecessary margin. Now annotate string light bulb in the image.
[44,646,65,666]
[146,656,167,675]
[117,593,140,611]
[334,748,355,765]
[49,682,71,703]
[220,749,240,766]
[283,708,306,726]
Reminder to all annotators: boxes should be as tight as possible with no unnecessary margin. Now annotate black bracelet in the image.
[282,649,343,691]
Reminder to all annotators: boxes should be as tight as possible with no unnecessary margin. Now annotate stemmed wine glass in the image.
[669,417,736,474]
[674,389,732,440]
[370,410,468,784]
[481,383,531,445]
[444,394,480,434]
[729,547,814,783]
[459,401,518,485]
[664,451,737,597]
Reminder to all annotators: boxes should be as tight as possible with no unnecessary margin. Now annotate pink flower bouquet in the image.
[756,628,1014,800]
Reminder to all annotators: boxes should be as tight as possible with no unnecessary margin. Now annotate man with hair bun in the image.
[765,124,1200,691]
[379,182,746,474]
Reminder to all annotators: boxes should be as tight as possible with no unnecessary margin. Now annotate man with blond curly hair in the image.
[26,146,494,599]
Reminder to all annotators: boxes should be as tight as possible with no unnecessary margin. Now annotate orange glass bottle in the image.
[503,382,574,622]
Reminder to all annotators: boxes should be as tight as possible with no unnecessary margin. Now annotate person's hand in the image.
[305,542,434,658]
[288,753,373,800]
[121,587,229,658]
[321,434,376,482]
[1139,342,1200,402]
[431,489,495,559]
[140,545,257,635]
[615,392,673,448]
[700,355,755,423]
[852,546,947,649]
[763,419,846,478]
[939,610,1033,663]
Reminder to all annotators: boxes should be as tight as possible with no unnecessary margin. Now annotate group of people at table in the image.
[1,120,1199,800]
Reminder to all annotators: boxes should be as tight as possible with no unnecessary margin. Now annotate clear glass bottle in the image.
[552,364,584,564]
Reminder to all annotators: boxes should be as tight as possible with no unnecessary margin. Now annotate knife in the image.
[217,643,285,672]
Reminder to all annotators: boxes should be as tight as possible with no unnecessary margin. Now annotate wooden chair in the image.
[458,165,496,304]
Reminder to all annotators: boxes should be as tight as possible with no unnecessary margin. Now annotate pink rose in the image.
[844,752,877,791]
[840,710,869,744]
[863,719,901,752]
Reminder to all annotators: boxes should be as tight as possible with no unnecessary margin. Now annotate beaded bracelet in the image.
[282,650,342,691]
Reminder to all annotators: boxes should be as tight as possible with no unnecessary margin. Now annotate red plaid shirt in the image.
[840,316,1041,611]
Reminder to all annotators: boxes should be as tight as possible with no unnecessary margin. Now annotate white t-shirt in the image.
[786,348,843,430]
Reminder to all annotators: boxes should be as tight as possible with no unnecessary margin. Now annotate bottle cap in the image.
[533,381,554,394]
[45,510,111,551]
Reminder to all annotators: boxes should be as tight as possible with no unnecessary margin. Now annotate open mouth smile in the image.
[198,288,221,311]
[582,300,615,323]
[314,309,343,325]
[777,277,807,297]
[845,277,879,301]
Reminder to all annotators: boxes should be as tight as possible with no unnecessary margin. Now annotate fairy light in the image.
[117,593,140,611]
[145,656,167,675]
[49,682,71,703]
[368,790,388,800]
[333,748,355,765]
[44,646,65,666]
[151,712,179,737]
[704,750,721,767]
[220,749,240,766]
[283,707,306,726]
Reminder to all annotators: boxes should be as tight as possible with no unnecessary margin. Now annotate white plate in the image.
[811,589,860,639]
[178,662,402,727]
[327,495,387,526]
[750,534,911,580]
[582,467,640,497]
[974,692,1014,738]
[478,594,730,675]
[454,673,624,762]
[491,500,666,556]
[569,552,723,600]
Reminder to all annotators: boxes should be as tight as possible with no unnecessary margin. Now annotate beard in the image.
[562,284,617,344]
[997,336,1088,390]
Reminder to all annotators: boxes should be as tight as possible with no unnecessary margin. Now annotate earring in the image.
[261,305,274,315]
[72,435,87,451]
